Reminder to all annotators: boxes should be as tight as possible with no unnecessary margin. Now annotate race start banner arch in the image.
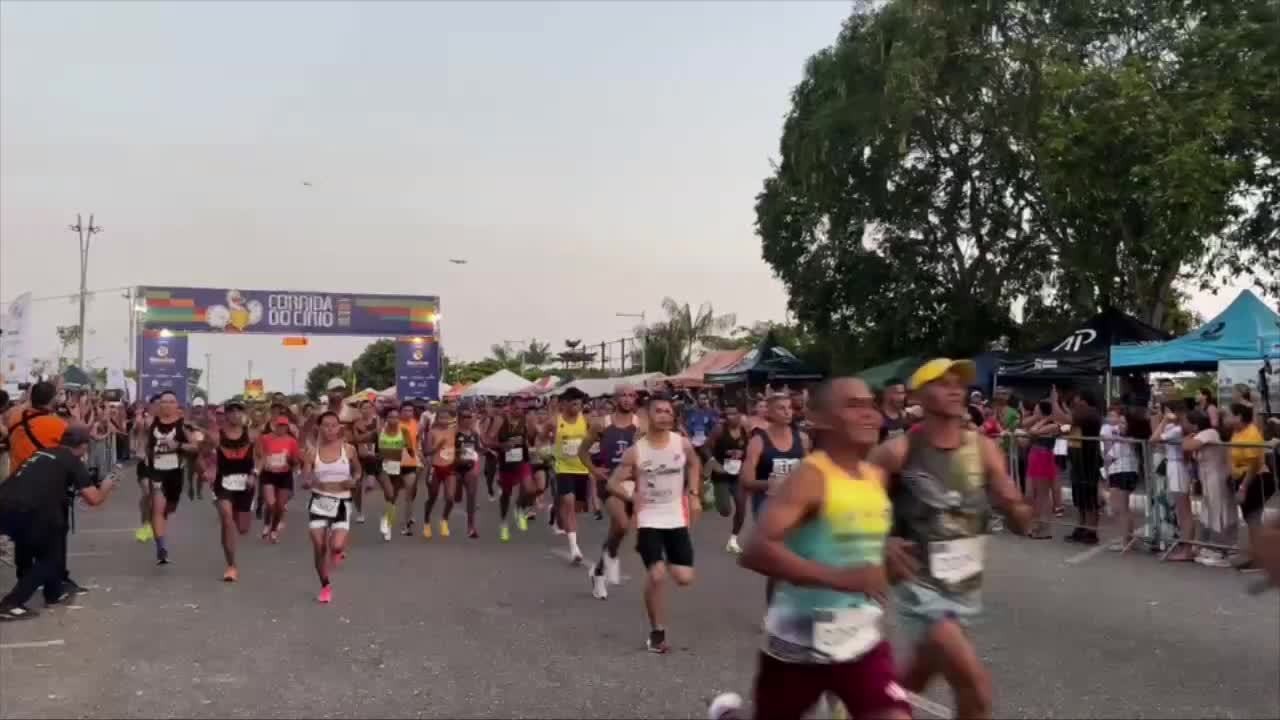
[136,286,441,404]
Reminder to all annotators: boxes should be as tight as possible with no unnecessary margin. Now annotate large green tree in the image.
[352,339,396,390]
[757,0,1279,370]
[305,361,351,400]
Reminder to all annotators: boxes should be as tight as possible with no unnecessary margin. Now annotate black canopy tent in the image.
[704,331,824,387]
[998,307,1169,384]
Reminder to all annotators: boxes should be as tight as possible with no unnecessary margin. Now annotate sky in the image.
[0,0,1265,401]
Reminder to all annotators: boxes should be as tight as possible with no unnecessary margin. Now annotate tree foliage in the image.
[305,361,351,400]
[757,0,1279,371]
[352,339,396,391]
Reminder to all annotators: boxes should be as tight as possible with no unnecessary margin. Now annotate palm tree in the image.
[524,339,552,367]
[487,344,521,370]
[658,298,737,370]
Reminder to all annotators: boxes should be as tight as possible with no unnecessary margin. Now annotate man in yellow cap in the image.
[869,358,1032,720]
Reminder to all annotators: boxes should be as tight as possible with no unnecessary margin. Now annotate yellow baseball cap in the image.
[908,358,978,391]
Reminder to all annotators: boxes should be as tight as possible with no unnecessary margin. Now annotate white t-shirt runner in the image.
[633,434,688,529]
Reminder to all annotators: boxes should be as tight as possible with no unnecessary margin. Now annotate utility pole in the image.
[205,353,212,398]
[69,214,103,368]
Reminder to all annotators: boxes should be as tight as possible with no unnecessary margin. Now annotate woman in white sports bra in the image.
[302,411,360,604]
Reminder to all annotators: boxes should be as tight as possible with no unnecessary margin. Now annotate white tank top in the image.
[313,444,352,499]
[634,434,688,529]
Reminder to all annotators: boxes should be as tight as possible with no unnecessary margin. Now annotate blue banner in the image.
[140,286,439,337]
[395,337,441,401]
[137,331,189,406]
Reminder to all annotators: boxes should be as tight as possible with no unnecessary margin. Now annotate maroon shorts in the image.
[431,466,454,484]
[499,465,531,491]
[753,642,909,720]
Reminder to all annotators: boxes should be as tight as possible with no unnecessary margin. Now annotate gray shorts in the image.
[892,581,982,663]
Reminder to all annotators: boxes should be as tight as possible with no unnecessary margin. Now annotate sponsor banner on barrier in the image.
[396,337,441,401]
[140,286,439,337]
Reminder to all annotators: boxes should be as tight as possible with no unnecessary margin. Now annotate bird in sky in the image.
[448,258,468,265]
[302,181,313,188]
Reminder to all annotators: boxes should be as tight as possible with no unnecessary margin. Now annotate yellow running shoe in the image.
[516,512,528,532]
[439,520,450,538]
[422,523,433,540]
[135,524,154,543]
[499,525,511,543]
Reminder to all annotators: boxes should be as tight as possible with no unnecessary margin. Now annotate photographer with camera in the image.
[0,425,117,620]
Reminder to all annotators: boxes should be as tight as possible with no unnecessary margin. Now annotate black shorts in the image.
[149,468,184,506]
[556,472,590,499]
[136,460,149,482]
[260,471,294,491]
[215,486,254,514]
[635,527,694,568]
[1109,471,1140,493]
[1241,472,1277,523]
[360,458,380,479]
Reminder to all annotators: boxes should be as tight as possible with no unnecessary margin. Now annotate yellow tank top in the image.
[553,414,589,475]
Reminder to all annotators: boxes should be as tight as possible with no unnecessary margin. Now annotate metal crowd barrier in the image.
[1001,430,1278,561]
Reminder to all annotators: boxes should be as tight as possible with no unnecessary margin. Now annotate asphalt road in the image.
[1,470,1277,720]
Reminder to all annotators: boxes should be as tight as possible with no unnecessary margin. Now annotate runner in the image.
[491,398,532,541]
[397,404,423,536]
[552,387,591,563]
[212,402,255,582]
[454,405,485,538]
[257,416,302,543]
[709,377,910,720]
[584,383,640,599]
[350,400,380,524]
[530,405,556,526]
[606,394,702,652]
[184,398,209,501]
[132,398,156,542]
[707,403,749,554]
[302,411,360,604]
[375,407,413,542]
[423,408,458,538]
[146,391,198,565]
[870,359,1032,720]
[740,392,809,602]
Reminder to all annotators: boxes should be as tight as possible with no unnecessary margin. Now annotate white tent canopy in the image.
[552,372,666,398]
[461,369,533,397]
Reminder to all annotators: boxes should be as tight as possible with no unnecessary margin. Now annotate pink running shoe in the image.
[317,586,333,604]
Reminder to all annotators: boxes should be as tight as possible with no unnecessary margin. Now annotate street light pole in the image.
[615,311,647,375]
[69,214,103,369]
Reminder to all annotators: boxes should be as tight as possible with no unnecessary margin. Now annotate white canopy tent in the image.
[461,369,534,397]
[551,372,666,398]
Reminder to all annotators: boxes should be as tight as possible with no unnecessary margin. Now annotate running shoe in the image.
[604,553,622,585]
[593,510,603,521]
[317,586,333,604]
[725,537,742,554]
[591,567,608,600]
[439,520,451,538]
[63,579,90,596]
[516,511,528,532]
[0,604,39,622]
[468,526,479,540]
[156,549,170,566]
[707,692,743,720]
[1195,551,1231,568]
[134,524,154,543]
[45,589,71,606]
[422,524,433,539]
[646,629,670,654]
[261,525,271,540]
[570,549,584,566]
[355,511,366,524]
[499,525,511,543]
[401,522,415,537]
[222,566,239,583]
[379,516,391,542]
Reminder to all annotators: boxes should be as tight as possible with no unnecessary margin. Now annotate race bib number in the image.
[562,438,582,456]
[588,442,600,456]
[692,432,706,448]
[461,447,479,463]
[929,537,985,584]
[311,495,340,518]
[813,606,883,662]
[268,452,288,471]
[382,460,402,476]
[620,480,636,500]
[505,447,525,463]
[723,459,742,475]
[153,453,180,471]
[221,473,249,491]
[767,458,799,493]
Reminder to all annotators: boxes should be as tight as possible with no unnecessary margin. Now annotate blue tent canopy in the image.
[1110,290,1280,372]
